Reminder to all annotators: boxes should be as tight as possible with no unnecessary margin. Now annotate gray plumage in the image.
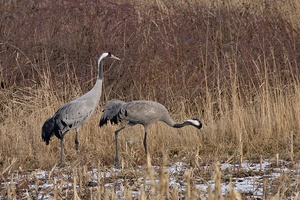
[42,52,120,164]
[99,99,202,165]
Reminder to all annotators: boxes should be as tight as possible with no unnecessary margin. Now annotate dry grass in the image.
[1,0,300,198]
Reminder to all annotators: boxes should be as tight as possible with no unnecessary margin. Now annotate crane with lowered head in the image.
[99,99,202,165]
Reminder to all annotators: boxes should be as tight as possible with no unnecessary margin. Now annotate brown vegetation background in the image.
[1,0,300,170]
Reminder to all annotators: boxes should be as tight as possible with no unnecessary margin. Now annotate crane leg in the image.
[75,129,79,156]
[143,126,149,156]
[114,126,126,166]
[143,131,148,155]
[60,137,65,164]
[114,131,119,165]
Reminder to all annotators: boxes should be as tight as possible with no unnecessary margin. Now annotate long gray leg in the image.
[114,126,126,166]
[114,131,119,165]
[114,123,135,166]
[143,126,149,155]
[75,128,79,156]
[60,137,65,164]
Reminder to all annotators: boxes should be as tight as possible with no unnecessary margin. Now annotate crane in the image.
[42,52,120,164]
[99,99,202,165]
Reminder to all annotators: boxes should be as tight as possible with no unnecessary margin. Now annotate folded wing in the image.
[99,99,126,126]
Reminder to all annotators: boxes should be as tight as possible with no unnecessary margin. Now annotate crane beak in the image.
[111,54,121,61]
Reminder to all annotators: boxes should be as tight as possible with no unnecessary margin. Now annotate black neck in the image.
[98,60,103,80]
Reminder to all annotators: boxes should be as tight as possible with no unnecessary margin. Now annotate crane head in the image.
[107,52,121,60]
[99,52,120,61]
[98,52,120,66]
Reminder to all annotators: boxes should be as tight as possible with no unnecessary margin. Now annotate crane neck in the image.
[89,54,106,96]
[88,59,103,102]
[97,56,104,80]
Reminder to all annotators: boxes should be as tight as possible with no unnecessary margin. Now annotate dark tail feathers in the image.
[99,113,120,127]
[42,117,61,145]
[99,99,125,127]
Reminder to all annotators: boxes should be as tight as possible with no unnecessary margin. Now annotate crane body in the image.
[99,99,202,165]
[42,52,120,164]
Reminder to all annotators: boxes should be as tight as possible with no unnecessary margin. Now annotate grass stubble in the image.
[1,0,300,199]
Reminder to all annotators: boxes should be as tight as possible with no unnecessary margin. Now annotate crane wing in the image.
[54,99,96,131]
[99,99,126,126]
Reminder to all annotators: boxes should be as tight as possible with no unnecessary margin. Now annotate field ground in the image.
[2,157,300,199]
